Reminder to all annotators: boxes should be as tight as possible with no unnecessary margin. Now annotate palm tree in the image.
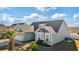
[2,28,16,51]
[7,29,15,51]
[7,28,23,51]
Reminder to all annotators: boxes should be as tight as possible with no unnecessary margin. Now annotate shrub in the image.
[30,41,38,51]
[36,39,43,45]
[22,41,38,51]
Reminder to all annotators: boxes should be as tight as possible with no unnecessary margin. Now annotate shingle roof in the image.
[18,25,34,32]
[40,28,49,33]
[31,20,64,33]
[43,26,55,33]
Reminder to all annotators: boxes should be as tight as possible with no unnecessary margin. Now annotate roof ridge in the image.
[31,20,64,24]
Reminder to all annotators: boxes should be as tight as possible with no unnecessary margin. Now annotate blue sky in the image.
[0,7,79,27]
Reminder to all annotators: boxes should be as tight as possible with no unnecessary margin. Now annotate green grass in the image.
[53,40,77,51]
[37,40,77,51]
[14,39,78,51]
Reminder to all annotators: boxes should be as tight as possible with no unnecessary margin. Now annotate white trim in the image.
[35,27,44,33]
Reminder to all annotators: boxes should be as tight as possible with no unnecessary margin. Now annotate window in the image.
[37,33,41,40]
[46,38,49,41]
[46,35,49,41]
[46,35,49,38]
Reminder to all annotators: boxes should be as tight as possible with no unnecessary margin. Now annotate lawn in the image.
[37,40,77,51]
[53,40,77,51]
[0,39,77,51]
[20,39,77,51]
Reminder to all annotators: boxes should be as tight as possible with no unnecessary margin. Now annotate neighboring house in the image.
[11,23,34,42]
[0,25,10,31]
[11,23,25,28]
[31,20,69,46]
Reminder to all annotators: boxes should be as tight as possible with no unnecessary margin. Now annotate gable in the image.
[40,28,49,33]
[35,27,49,33]
[58,21,69,37]
[37,29,42,32]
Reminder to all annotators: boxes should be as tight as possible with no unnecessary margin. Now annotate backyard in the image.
[53,40,77,51]
[0,39,78,51]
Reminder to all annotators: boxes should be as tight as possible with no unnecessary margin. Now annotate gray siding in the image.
[23,32,35,41]
[51,34,65,45]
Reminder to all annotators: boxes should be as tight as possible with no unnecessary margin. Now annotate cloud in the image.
[73,13,79,22]
[36,7,57,12]
[23,13,67,24]
[69,13,79,27]
[23,13,49,24]
[0,14,15,26]
[36,7,47,12]
[0,7,10,11]
[70,22,79,27]
[51,13,66,20]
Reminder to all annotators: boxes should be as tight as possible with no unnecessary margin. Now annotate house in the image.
[0,25,10,31]
[11,23,25,28]
[11,23,34,42]
[31,20,69,46]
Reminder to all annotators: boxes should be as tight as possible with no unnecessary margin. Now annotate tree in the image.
[2,28,16,51]
[7,29,15,51]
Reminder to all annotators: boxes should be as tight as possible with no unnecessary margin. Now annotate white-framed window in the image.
[37,33,41,40]
[46,35,49,41]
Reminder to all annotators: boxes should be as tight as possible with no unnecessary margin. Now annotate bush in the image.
[36,40,51,47]
[30,41,38,51]
[22,41,38,51]
[36,39,43,45]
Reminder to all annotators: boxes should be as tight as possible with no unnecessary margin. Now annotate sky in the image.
[0,7,79,27]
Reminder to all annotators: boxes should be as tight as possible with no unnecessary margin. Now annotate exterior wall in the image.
[14,35,23,41]
[35,31,67,46]
[58,21,69,38]
[51,34,65,45]
[23,32,34,41]
[14,32,34,42]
